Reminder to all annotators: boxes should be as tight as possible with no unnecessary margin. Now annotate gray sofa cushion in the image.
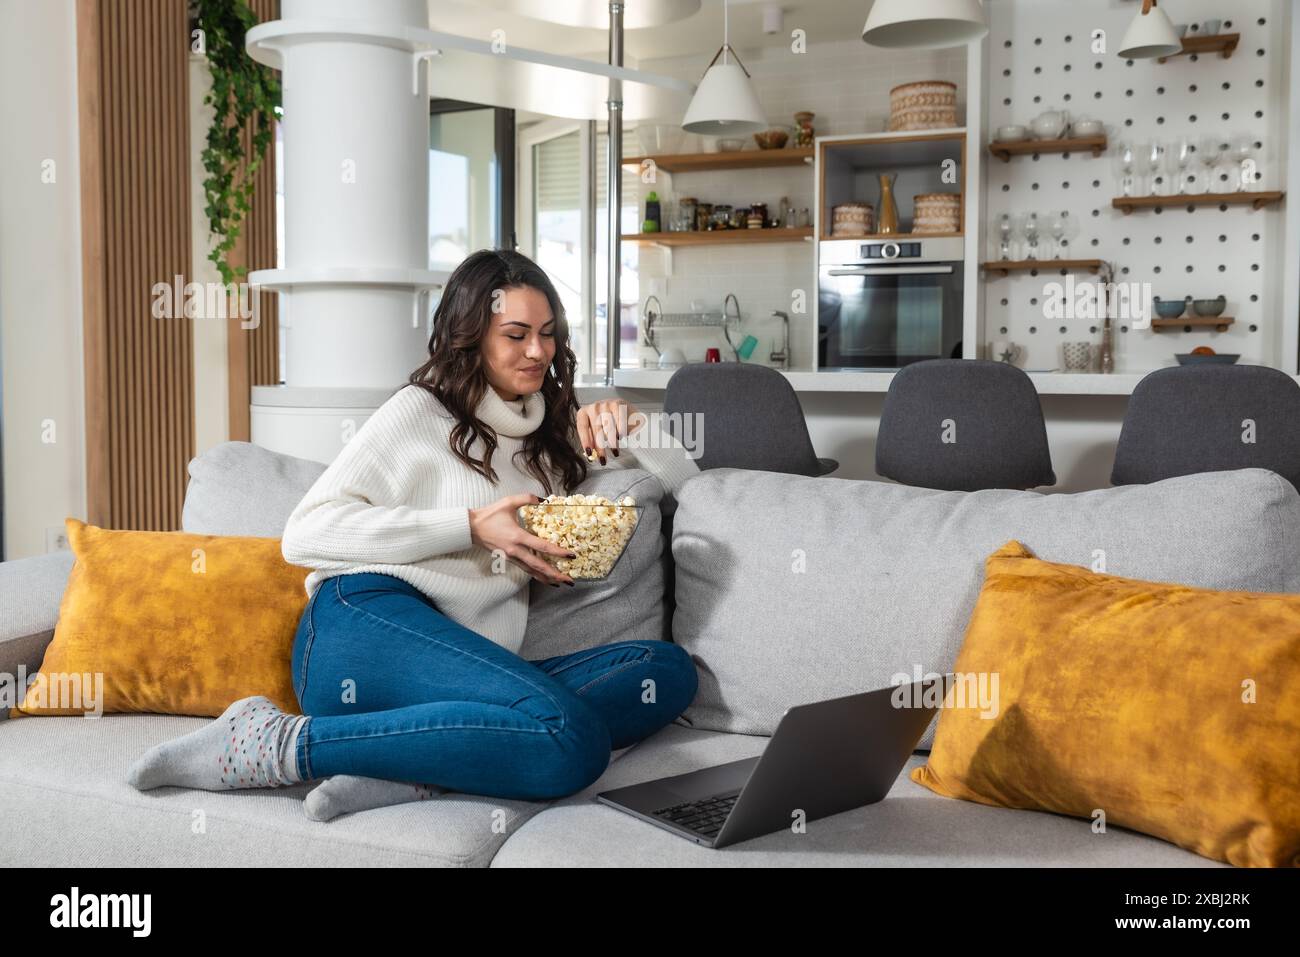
[671,467,1300,749]
[181,441,670,654]
[490,725,1225,867]
[520,468,670,659]
[0,710,645,866]
[182,441,327,537]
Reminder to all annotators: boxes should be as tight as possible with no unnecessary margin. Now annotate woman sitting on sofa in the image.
[126,248,701,816]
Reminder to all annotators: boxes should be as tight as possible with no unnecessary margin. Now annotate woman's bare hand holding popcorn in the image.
[576,399,647,465]
[469,494,576,586]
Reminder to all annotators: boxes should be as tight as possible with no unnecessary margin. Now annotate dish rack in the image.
[642,295,744,362]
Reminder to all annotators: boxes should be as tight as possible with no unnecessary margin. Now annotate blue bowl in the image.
[1153,297,1187,319]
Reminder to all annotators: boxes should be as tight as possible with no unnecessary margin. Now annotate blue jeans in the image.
[290,572,699,801]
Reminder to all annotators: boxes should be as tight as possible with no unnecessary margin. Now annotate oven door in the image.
[818,262,964,369]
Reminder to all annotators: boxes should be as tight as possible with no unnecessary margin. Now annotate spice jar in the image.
[750,202,768,227]
[695,202,713,231]
[711,204,733,230]
[679,196,697,231]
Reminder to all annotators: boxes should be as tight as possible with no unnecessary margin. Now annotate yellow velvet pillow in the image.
[8,518,308,719]
[912,540,1300,868]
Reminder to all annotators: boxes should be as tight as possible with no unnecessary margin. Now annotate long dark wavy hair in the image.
[399,248,588,496]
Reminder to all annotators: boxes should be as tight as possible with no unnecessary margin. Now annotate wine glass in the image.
[996,213,1016,260]
[1168,136,1196,195]
[1050,211,1069,260]
[1231,135,1259,192]
[1146,141,1168,196]
[1115,140,1138,198]
[1197,135,1227,194]
[1023,211,1041,260]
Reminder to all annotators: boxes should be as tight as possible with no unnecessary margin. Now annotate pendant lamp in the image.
[861,0,988,50]
[681,0,765,135]
[1117,0,1182,60]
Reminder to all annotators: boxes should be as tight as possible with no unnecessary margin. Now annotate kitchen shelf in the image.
[1112,191,1284,214]
[821,232,962,241]
[622,227,814,246]
[1155,33,1241,63]
[981,259,1106,276]
[988,135,1107,162]
[621,147,813,173]
[1151,317,1235,333]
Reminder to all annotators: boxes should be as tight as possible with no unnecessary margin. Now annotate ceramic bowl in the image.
[1153,297,1187,319]
[1072,120,1104,137]
[995,125,1028,142]
[1193,297,1227,317]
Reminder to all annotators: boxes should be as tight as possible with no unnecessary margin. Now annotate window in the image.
[521,120,639,382]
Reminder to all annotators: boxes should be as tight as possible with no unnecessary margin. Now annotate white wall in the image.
[0,0,86,559]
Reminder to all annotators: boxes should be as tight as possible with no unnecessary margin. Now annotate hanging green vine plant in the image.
[195,0,281,286]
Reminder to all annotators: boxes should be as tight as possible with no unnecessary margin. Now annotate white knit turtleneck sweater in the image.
[280,383,701,654]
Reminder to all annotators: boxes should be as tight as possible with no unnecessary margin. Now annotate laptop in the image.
[595,673,954,849]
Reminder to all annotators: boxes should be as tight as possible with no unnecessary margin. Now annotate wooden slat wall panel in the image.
[79,0,193,531]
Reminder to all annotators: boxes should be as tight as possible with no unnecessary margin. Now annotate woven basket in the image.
[888,80,957,131]
[912,192,961,233]
[831,202,875,236]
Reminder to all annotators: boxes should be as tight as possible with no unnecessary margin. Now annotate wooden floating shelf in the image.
[620,147,813,173]
[622,227,813,247]
[820,232,963,241]
[988,135,1107,162]
[1150,316,1235,333]
[1112,191,1284,214]
[981,259,1105,276]
[1156,33,1240,63]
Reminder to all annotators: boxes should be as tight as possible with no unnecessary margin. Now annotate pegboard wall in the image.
[983,0,1289,372]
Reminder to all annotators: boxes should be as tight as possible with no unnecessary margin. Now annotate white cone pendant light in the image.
[1117,0,1182,59]
[862,0,988,50]
[681,0,766,135]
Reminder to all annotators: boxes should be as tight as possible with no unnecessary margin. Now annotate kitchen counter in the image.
[611,367,1150,395]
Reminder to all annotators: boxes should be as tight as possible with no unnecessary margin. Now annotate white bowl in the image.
[995,125,1027,142]
[1073,120,1104,137]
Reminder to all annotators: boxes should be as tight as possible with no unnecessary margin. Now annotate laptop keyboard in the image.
[652,791,740,837]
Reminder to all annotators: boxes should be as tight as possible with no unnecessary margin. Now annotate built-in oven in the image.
[817,236,964,370]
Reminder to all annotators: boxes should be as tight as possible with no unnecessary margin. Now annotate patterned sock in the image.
[127,695,309,791]
[303,775,446,822]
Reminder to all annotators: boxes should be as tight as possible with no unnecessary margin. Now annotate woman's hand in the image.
[576,399,647,465]
[468,494,576,586]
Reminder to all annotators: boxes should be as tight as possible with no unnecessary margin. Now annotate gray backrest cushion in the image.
[182,441,327,537]
[670,466,1300,748]
[181,441,669,656]
[520,467,670,659]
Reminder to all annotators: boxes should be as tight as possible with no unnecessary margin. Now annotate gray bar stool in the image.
[1112,364,1300,491]
[662,363,838,476]
[876,359,1056,491]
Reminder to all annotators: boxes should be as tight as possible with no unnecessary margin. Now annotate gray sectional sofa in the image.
[5,440,1294,866]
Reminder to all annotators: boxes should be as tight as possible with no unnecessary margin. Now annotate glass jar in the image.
[695,202,712,231]
[679,196,697,231]
[750,202,768,227]
[710,204,733,230]
[730,206,749,229]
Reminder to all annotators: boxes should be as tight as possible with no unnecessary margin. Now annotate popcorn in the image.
[517,493,640,580]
